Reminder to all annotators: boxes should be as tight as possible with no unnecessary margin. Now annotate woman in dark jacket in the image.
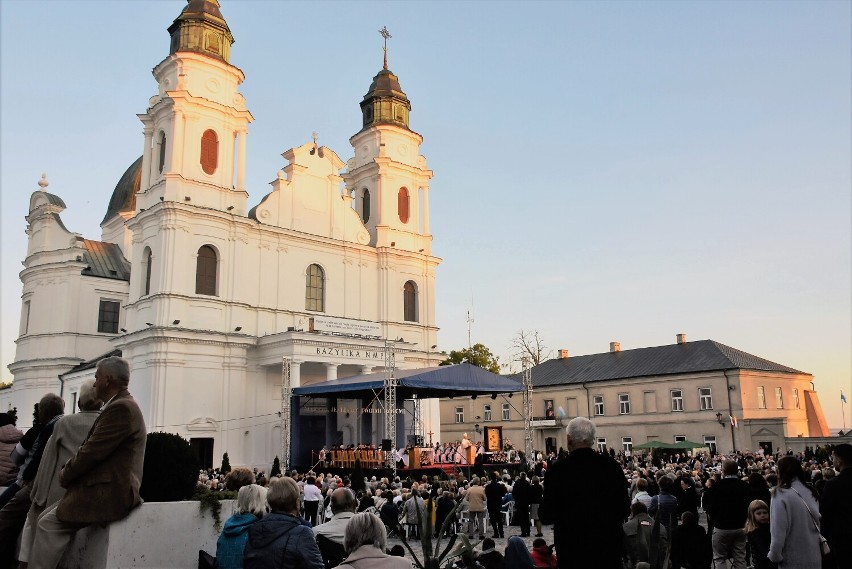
[677,477,700,520]
[528,475,544,537]
[244,477,324,569]
[435,490,457,537]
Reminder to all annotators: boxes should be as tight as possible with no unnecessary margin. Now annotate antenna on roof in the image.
[466,294,475,348]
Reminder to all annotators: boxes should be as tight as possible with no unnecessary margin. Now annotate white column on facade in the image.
[140,128,153,192]
[360,365,373,375]
[236,129,247,192]
[325,363,338,381]
[171,111,184,174]
[290,359,302,388]
[422,185,431,235]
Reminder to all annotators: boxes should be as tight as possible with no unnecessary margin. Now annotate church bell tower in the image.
[344,28,433,254]
[136,0,253,214]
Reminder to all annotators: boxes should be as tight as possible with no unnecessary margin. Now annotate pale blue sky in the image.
[2,1,850,427]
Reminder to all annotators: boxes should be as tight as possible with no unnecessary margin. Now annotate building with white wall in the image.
[3,0,442,469]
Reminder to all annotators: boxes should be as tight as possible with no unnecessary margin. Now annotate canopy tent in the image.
[671,440,706,449]
[293,362,524,399]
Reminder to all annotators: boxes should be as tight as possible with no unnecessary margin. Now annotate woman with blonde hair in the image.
[336,512,410,569]
[215,484,267,569]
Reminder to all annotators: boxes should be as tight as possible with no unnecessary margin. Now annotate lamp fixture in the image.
[184,196,191,201]
[145,322,153,326]
[234,326,242,332]
[471,394,477,400]
[431,344,437,349]
[172,319,180,325]
[227,206,234,211]
[491,393,497,400]
[715,412,725,426]
[120,328,127,333]
[159,197,164,201]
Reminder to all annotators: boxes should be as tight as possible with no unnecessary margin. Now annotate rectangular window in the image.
[483,404,492,422]
[699,387,713,410]
[622,437,633,453]
[674,435,686,444]
[502,403,510,421]
[566,397,578,417]
[21,300,31,335]
[593,395,604,416]
[775,387,783,409]
[596,438,607,453]
[644,391,657,413]
[704,435,717,454]
[758,386,766,409]
[455,407,464,424]
[671,389,684,412]
[97,300,120,334]
[793,388,800,409]
[619,393,631,415]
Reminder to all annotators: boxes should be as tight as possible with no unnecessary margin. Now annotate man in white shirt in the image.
[303,475,323,526]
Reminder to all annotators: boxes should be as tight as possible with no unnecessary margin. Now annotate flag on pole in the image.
[843,391,847,404]
[729,414,738,428]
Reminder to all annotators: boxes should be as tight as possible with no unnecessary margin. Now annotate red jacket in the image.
[531,545,557,568]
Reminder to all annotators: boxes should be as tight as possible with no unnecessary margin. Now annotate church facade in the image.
[3,0,442,469]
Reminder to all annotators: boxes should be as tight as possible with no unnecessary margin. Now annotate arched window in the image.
[398,187,410,224]
[200,129,218,175]
[143,248,153,296]
[157,131,167,173]
[362,189,370,223]
[305,264,325,312]
[403,281,417,322]
[195,245,218,296]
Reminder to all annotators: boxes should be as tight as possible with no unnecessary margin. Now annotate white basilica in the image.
[3,0,442,469]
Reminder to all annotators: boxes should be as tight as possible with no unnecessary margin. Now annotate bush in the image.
[270,456,281,478]
[140,432,200,502]
[220,452,231,474]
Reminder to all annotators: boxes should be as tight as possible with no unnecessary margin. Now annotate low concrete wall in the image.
[59,499,235,569]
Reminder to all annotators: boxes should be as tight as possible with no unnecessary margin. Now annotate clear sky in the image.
[2,1,850,429]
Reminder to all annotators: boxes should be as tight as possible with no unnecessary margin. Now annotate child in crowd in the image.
[745,499,776,569]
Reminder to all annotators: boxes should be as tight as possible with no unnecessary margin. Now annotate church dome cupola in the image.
[168,0,234,64]
[360,27,411,130]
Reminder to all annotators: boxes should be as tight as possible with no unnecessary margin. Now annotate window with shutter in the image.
[195,245,218,295]
[200,129,218,175]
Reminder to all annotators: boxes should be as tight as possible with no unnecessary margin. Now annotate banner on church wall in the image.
[310,316,382,336]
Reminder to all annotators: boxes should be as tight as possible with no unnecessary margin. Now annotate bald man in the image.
[313,487,357,545]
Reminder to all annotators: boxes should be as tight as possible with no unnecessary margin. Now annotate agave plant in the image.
[395,493,479,569]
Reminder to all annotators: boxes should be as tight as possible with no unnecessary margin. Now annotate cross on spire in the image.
[379,26,392,70]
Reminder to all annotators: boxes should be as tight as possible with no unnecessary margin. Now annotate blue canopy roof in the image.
[293,363,523,399]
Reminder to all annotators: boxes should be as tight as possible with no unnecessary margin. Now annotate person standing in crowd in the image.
[671,511,709,569]
[313,487,357,546]
[244,476,324,569]
[0,393,65,568]
[528,475,543,538]
[303,475,323,526]
[677,476,699,521]
[539,417,630,568]
[820,443,851,569]
[216,484,267,569]
[28,356,147,569]
[745,500,775,569]
[484,471,507,539]
[649,476,679,531]
[17,381,102,567]
[465,477,487,540]
[334,512,410,569]
[512,471,531,538]
[767,456,822,568]
[703,459,751,569]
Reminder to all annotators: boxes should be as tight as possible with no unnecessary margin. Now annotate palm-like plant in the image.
[395,493,479,569]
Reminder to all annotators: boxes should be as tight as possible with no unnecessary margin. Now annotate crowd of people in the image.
[1,356,850,569]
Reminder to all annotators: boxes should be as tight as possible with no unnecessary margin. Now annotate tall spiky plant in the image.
[396,493,478,569]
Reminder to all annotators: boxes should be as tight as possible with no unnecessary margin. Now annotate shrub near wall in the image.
[140,432,200,502]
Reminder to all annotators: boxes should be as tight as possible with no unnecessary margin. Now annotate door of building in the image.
[190,437,214,470]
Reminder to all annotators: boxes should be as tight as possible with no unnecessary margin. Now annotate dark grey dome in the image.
[101,156,142,225]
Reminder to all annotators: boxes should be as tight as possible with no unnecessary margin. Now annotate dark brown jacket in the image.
[56,391,146,524]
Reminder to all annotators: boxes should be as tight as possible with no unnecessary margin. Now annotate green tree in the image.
[220,452,231,473]
[140,432,200,502]
[270,456,281,477]
[440,343,501,374]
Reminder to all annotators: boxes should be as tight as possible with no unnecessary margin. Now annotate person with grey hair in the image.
[313,487,357,546]
[336,512,411,569]
[244,476,324,569]
[18,380,102,566]
[539,417,629,568]
[216,484,268,569]
[29,356,147,569]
